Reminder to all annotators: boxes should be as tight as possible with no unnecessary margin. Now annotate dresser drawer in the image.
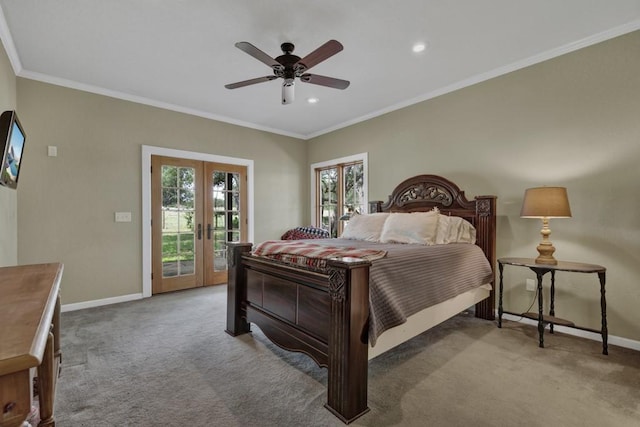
[0,370,30,427]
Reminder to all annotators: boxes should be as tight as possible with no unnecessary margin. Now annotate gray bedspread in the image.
[295,239,494,346]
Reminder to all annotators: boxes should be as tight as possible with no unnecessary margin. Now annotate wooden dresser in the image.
[0,263,63,427]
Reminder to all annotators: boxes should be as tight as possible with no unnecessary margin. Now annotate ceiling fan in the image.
[225,40,350,105]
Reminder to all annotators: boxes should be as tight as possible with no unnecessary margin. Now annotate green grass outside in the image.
[162,233,195,263]
[161,208,234,263]
[162,209,194,263]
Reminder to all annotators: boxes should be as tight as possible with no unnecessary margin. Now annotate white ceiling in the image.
[1,1,639,139]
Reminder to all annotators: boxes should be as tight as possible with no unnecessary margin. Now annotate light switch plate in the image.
[115,212,132,222]
[47,146,57,157]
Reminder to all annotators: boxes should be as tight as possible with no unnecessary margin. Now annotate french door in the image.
[151,155,247,294]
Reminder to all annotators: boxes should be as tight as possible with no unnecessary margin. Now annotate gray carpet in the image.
[56,286,640,426]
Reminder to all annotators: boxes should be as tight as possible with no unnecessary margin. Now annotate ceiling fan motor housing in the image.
[275,43,303,79]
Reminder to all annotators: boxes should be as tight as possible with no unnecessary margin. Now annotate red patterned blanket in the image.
[252,240,388,270]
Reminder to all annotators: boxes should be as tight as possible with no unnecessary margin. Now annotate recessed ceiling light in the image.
[412,42,427,53]
[307,97,319,104]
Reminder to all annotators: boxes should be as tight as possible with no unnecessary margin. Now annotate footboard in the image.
[225,242,371,423]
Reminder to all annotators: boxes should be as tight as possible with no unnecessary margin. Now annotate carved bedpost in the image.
[225,242,253,336]
[368,200,383,213]
[474,195,497,320]
[324,257,371,424]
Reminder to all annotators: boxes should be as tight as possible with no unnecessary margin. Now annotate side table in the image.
[497,257,608,355]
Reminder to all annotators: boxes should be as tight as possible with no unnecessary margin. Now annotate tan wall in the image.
[309,32,640,342]
[16,80,307,304]
[0,41,17,266]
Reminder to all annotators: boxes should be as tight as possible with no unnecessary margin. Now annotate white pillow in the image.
[379,211,439,245]
[340,213,390,241]
[435,214,451,244]
[435,214,476,244]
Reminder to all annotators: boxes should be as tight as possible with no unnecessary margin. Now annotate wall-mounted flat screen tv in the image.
[0,110,26,189]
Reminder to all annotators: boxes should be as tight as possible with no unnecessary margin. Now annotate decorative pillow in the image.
[281,226,330,240]
[379,211,439,245]
[340,212,390,241]
[435,214,476,244]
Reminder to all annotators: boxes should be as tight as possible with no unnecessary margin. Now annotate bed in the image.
[225,174,496,424]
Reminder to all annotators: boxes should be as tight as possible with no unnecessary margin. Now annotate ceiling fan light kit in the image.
[225,40,350,105]
[282,80,295,105]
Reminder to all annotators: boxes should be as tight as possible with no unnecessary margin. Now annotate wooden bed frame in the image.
[225,174,496,424]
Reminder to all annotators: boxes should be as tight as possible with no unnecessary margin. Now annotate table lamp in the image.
[520,186,572,265]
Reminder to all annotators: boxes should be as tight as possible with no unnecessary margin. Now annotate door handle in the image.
[197,224,202,240]
[207,224,212,240]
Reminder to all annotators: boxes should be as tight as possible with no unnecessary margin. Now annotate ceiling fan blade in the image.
[300,73,350,90]
[225,75,277,89]
[235,42,282,69]
[295,40,343,71]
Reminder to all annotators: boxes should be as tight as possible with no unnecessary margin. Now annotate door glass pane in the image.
[161,165,196,278]
[343,163,365,217]
[231,213,240,230]
[179,189,194,210]
[214,212,226,229]
[213,230,225,243]
[231,174,240,191]
[179,232,195,254]
[179,254,195,275]
[162,188,177,207]
[211,171,242,272]
[319,168,338,237]
[231,193,240,211]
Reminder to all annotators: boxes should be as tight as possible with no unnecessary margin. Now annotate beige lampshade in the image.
[520,187,572,218]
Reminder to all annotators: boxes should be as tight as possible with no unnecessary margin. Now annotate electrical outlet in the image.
[526,279,536,292]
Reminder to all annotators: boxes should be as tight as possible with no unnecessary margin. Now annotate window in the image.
[311,153,367,238]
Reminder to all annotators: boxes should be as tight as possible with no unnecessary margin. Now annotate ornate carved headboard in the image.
[369,174,497,319]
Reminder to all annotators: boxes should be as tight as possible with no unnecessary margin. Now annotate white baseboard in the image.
[61,293,144,312]
[501,313,640,352]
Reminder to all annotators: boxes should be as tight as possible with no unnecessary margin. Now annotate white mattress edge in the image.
[368,284,492,360]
